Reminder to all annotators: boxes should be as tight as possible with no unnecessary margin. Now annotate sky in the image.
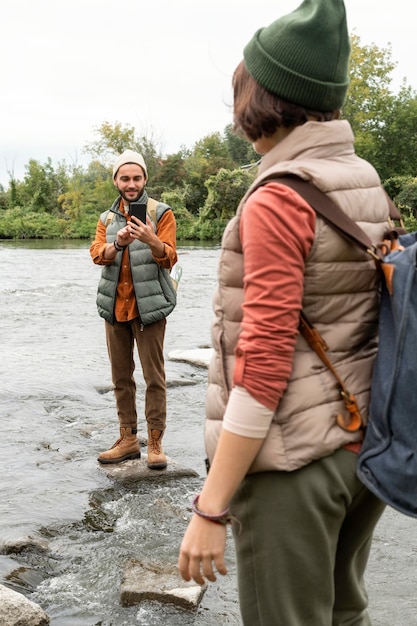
[1,0,416,188]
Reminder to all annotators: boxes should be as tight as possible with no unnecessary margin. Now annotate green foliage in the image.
[12,158,70,215]
[401,210,417,233]
[150,151,188,200]
[65,213,99,239]
[344,34,396,132]
[160,189,195,240]
[223,124,258,166]
[383,176,414,200]
[191,217,230,241]
[395,178,417,218]
[84,121,163,181]
[188,168,255,241]
[201,167,255,221]
[0,207,69,239]
[183,132,236,214]
[374,85,417,180]
[383,176,417,232]
[344,35,417,180]
[2,35,417,242]
[84,121,137,161]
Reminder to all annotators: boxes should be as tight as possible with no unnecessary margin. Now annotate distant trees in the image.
[344,34,417,181]
[1,35,417,240]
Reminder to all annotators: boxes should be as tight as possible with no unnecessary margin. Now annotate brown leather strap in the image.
[299,312,363,432]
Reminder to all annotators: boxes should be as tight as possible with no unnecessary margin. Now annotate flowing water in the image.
[1,240,416,626]
[0,240,242,625]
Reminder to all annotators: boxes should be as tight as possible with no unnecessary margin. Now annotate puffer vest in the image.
[96,195,176,325]
[205,120,390,473]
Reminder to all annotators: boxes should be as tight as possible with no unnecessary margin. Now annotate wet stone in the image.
[1,538,49,556]
[168,348,214,368]
[0,584,50,625]
[99,457,199,487]
[6,565,47,592]
[120,559,207,609]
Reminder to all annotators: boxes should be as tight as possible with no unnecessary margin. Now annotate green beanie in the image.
[243,0,350,111]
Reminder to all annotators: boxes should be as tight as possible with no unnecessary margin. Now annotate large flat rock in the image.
[168,348,214,368]
[99,456,199,486]
[120,559,206,609]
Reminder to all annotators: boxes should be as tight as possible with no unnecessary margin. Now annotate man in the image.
[90,149,177,469]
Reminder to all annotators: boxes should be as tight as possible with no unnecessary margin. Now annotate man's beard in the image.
[116,186,144,204]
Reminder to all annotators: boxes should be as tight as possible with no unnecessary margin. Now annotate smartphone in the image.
[129,202,147,224]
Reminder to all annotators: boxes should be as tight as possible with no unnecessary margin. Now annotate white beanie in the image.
[112,149,148,180]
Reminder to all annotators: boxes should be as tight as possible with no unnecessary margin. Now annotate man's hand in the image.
[128,216,165,257]
[117,224,135,247]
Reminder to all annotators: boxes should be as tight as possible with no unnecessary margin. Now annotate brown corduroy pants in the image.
[105,318,167,432]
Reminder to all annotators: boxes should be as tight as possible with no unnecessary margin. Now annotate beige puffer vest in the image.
[205,120,390,473]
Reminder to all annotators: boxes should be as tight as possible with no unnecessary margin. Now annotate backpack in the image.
[257,175,416,518]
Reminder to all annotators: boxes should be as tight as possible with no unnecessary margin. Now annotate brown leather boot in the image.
[97,427,141,464]
[147,428,167,470]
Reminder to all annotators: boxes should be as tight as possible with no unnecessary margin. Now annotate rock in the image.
[166,378,197,388]
[99,457,199,486]
[168,348,214,368]
[120,560,206,609]
[1,538,49,556]
[0,584,50,625]
[6,566,46,592]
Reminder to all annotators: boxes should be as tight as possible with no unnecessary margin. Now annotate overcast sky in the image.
[1,0,415,188]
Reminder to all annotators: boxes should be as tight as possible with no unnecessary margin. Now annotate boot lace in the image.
[149,434,161,455]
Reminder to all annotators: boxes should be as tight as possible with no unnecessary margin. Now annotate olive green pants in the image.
[231,448,386,626]
[105,318,166,432]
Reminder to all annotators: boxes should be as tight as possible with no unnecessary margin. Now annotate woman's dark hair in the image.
[232,61,336,142]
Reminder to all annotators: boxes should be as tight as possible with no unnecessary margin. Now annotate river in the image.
[0,240,416,625]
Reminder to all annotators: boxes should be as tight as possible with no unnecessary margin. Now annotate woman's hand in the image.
[178,428,265,586]
[178,514,228,585]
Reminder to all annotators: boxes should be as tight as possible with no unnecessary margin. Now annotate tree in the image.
[343,34,417,180]
[223,124,258,167]
[202,167,255,221]
[16,158,69,215]
[84,121,137,162]
[374,84,417,180]
[183,132,235,214]
[84,121,163,181]
[150,151,188,199]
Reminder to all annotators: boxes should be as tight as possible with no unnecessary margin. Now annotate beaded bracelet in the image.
[191,494,234,526]
[113,240,126,252]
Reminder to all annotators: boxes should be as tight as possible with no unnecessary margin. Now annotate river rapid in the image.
[0,240,416,625]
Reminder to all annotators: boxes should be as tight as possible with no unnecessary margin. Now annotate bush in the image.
[395,178,417,219]
[0,207,68,239]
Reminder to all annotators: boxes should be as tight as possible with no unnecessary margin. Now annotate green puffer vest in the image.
[96,196,176,325]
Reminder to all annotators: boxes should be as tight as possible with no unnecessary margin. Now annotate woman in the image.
[179,1,387,623]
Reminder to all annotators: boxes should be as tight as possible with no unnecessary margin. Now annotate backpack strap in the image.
[256,175,377,432]
[299,311,363,432]
[146,198,158,225]
[258,175,405,432]
[255,174,404,254]
[274,176,374,252]
[103,210,116,227]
